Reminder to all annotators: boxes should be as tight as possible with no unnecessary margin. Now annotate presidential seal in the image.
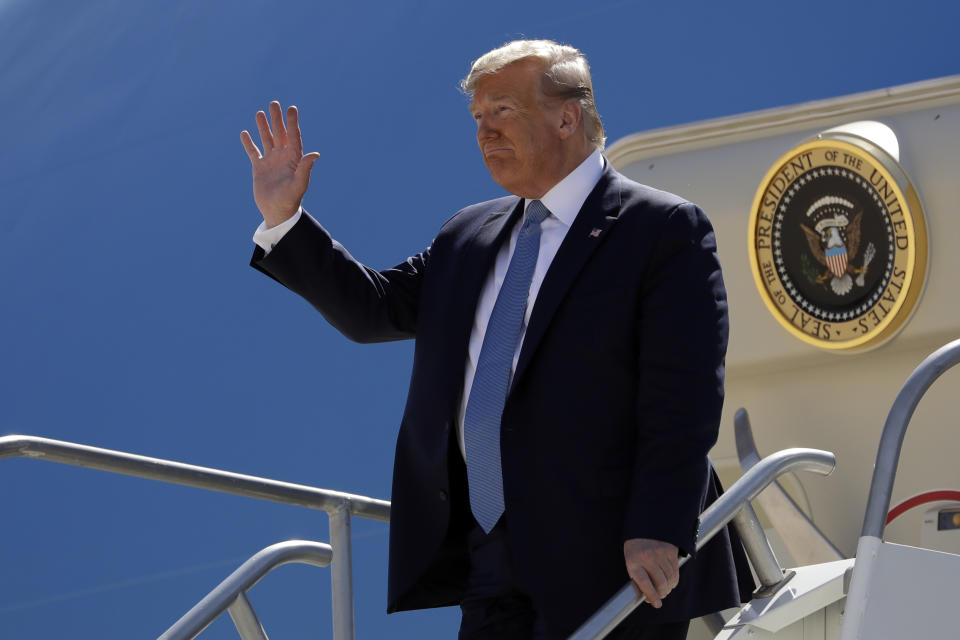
[748,131,927,351]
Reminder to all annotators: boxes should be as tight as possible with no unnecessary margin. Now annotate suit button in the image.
[439,490,448,501]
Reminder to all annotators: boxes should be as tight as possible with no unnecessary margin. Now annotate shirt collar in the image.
[524,149,605,227]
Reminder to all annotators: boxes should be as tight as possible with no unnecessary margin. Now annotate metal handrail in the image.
[567,447,837,640]
[0,434,389,640]
[159,540,333,640]
[734,409,844,564]
[859,337,960,539]
[841,338,960,640]
[0,435,390,521]
[0,437,838,639]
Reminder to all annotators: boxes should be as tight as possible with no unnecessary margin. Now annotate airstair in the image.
[2,339,959,639]
[578,338,960,639]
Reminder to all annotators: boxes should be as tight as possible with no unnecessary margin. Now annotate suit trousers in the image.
[458,516,690,640]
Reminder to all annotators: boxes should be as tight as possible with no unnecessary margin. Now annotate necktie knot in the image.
[524,200,550,227]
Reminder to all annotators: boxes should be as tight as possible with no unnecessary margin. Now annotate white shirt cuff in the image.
[252,208,303,255]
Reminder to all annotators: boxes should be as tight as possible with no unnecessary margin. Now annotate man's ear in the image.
[557,99,583,140]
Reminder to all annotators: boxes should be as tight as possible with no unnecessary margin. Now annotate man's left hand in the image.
[623,538,679,609]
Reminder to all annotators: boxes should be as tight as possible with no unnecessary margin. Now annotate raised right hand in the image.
[241,101,321,228]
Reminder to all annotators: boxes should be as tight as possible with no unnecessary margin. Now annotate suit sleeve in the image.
[250,209,429,344]
[623,202,729,557]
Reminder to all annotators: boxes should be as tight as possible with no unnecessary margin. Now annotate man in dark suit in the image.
[242,40,750,640]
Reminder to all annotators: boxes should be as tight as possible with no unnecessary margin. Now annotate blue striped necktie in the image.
[464,199,551,533]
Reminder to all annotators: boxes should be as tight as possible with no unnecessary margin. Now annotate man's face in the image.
[469,59,566,199]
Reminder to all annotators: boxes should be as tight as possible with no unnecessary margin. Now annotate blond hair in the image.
[461,39,606,150]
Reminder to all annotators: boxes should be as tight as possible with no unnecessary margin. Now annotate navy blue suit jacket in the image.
[252,164,752,636]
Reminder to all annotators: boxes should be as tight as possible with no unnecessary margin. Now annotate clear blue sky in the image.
[0,0,955,637]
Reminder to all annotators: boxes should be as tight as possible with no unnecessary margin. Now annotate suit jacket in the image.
[251,163,753,637]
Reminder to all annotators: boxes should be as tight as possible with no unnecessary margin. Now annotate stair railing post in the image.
[227,591,270,640]
[731,502,794,596]
[329,504,355,640]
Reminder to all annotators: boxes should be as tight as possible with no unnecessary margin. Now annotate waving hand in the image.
[241,101,321,228]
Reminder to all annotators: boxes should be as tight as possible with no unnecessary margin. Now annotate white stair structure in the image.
[711,339,960,640]
[718,558,851,639]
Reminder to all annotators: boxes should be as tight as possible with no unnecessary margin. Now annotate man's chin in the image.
[484,163,516,190]
[489,176,521,196]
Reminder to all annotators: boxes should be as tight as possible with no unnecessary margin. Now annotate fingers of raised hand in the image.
[269,101,288,148]
[240,130,262,162]
[256,110,274,152]
[247,102,299,164]
[286,105,303,152]
[243,102,319,186]
[295,151,321,180]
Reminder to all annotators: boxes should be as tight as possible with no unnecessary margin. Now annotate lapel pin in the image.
[589,228,602,238]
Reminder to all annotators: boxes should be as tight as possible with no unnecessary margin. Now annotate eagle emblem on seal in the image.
[799,196,876,296]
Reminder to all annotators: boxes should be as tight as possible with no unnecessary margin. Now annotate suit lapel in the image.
[454,197,524,308]
[511,168,623,390]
